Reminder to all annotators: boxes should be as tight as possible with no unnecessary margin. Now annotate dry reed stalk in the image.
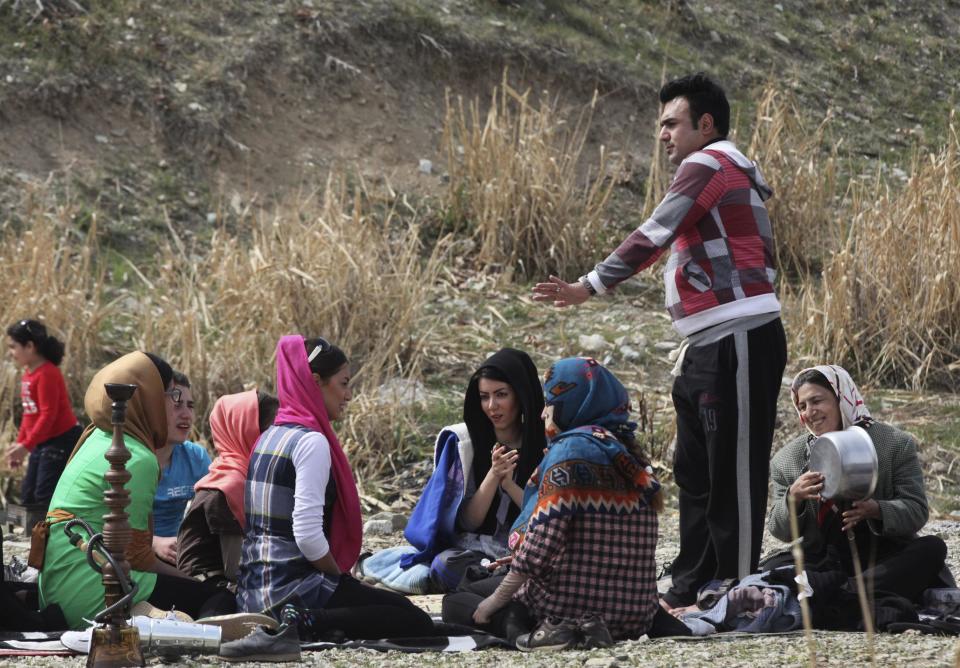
[0,192,111,451]
[129,174,447,483]
[442,71,618,280]
[787,494,818,668]
[642,62,670,220]
[796,125,960,389]
[747,84,839,276]
[846,530,877,665]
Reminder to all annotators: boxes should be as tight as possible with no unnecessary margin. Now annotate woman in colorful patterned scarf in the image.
[235,335,434,640]
[468,357,665,650]
[766,365,952,603]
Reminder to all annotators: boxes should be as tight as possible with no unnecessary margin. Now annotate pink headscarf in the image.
[273,335,362,572]
[791,364,873,436]
[194,390,261,529]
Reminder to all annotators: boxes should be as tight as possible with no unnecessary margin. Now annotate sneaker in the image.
[578,613,613,649]
[219,621,301,663]
[515,617,580,652]
[195,612,278,642]
[131,601,193,623]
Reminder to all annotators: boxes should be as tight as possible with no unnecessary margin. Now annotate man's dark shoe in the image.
[578,613,614,648]
[515,616,580,651]
[219,617,301,663]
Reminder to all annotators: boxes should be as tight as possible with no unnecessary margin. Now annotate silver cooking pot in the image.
[807,425,878,501]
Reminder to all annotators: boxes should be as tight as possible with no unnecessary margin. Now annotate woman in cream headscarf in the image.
[37,352,236,628]
[767,364,952,603]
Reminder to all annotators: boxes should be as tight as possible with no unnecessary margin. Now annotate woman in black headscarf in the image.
[356,348,545,593]
[457,347,546,545]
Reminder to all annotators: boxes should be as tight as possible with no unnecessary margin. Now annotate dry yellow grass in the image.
[0,191,110,436]
[795,131,960,389]
[746,84,840,275]
[132,175,448,484]
[442,71,618,281]
[0,176,447,488]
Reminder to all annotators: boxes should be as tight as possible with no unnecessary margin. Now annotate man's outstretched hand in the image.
[532,275,590,307]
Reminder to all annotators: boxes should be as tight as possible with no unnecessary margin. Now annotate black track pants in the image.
[664,318,787,608]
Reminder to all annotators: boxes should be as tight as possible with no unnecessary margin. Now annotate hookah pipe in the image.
[62,518,139,624]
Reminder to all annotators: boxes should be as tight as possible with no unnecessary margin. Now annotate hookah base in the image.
[87,625,145,668]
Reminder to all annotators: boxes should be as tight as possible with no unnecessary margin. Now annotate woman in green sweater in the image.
[38,351,235,629]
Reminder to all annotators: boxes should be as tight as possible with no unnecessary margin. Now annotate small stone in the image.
[363,511,407,536]
[95,134,109,144]
[773,31,791,46]
[584,659,618,668]
[206,212,217,223]
[653,341,677,351]
[620,345,642,362]
[174,81,187,93]
[578,333,609,352]
[710,30,721,43]
[418,159,433,175]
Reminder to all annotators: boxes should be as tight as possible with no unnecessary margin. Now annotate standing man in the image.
[532,73,787,610]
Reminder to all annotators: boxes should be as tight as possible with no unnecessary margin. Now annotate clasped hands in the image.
[788,471,880,531]
[489,444,519,487]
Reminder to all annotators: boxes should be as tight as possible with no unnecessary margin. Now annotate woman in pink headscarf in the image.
[235,335,434,640]
[177,390,279,584]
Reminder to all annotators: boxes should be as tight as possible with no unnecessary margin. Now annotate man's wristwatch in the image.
[579,275,597,296]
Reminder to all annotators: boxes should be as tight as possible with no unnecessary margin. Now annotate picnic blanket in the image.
[0,631,72,656]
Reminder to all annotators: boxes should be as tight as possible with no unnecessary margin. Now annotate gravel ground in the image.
[5,509,960,667]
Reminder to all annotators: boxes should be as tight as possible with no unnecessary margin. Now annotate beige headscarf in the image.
[68,351,168,570]
[70,351,168,460]
[791,364,873,437]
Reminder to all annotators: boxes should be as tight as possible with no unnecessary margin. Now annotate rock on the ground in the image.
[579,333,609,352]
[363,511,407,535]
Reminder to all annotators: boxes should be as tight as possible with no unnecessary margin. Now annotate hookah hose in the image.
[62,518,140,624]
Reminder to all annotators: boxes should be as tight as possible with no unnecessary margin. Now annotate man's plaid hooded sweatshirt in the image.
[585,140,781,336]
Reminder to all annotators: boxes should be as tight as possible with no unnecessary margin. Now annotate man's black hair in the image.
[659,72,730,137]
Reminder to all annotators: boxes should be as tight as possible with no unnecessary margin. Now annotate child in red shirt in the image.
[5,319,81,507]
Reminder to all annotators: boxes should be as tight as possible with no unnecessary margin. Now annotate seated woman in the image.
[152,371,213,564]
[358,347,545,593]
[38,352,237,629]
[767,365,952,604]
[445,357,665,650]
[177,389,279,584]
[236,335,434,640]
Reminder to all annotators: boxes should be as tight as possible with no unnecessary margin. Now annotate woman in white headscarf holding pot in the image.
[766,365,953,604]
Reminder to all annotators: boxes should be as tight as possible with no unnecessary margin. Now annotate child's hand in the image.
[5,444,27,469]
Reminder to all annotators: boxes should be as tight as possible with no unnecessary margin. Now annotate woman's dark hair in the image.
[172,371,191,388]
[791,369,836,397]
[144,352,174,390]
[473,365,509,385]
[256,391,280,433]
[6,319,66,366]
[304,337,348,380]
[463,348,546,535]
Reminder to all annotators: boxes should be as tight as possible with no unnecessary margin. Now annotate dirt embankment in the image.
[0,12,654,234]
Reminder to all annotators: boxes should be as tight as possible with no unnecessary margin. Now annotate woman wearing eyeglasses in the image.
[236,335,434,640]
[151,372,212,565]
[38,352,244,629]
